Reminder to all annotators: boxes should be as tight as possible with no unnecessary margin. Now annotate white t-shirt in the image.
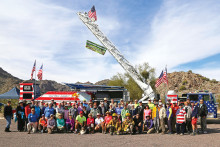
[95,117,104,125]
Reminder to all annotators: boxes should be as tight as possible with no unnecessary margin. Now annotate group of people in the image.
[3,97,208,136]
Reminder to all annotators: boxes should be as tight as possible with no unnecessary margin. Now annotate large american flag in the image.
[155,70,164,88]
[37,64,43,80]
[88,6,97,21]
[31,60,36,80]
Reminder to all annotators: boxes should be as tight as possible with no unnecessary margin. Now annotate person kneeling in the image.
[39,114,47,133]
[122,113,134,135]
[108,113,121,135]
[27,108,38,134]
[47,114,56,134]
[75,111,86,134]
[66,114,75,133]
[87,113,95,134]
[57,113,65,133]
[143,115,154,134]
[95,113,104,132]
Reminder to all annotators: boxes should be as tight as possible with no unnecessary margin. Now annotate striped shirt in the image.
[176,108,186,124]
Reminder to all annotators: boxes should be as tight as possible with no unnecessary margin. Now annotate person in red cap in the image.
[75,111,86,134]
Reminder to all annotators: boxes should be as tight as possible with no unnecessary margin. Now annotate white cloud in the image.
[0,0,123,83]
[194,68,220,81]
[135,0,220,79]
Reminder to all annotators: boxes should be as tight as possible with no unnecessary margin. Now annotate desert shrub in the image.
[179,85,187,91]
[211,79,218,84]
[202,77,210,81]
[182,80,188,85]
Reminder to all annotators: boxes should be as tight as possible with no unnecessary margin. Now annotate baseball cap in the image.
[80,111,83,114]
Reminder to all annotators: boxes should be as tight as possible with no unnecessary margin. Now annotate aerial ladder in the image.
[77,12,155,103]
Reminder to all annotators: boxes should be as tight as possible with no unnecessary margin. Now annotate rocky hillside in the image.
[156,70,220,98]
[0,67,22,94]
[0,67,70,95]
[0,67,219,99]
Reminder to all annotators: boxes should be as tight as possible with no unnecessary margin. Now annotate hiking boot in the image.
[203,131,207,134]
[191,132,195,136]
[180,133,183,136]
[110,132,113,135]
[28,130,31,134]
[156,131,159,134]
[117,131,120,135]
[161,132,165,135]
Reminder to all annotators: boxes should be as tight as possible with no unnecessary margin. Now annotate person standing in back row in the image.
[198,99,208,134]
[4,101,13,132]
[16,100,25,132]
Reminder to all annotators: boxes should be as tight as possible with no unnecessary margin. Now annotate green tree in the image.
[107,62,156,100]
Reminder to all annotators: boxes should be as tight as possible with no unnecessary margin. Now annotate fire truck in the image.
[19,83,40,100]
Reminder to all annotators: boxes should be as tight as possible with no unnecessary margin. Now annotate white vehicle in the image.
[77,11,155,103]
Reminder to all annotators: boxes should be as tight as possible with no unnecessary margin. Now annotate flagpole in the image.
[34,62,36,100]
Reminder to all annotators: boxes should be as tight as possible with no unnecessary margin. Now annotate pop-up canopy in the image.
[0,87,20,99]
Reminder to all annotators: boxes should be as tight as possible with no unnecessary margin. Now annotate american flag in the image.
[37,64,43,80]
[155,70,164,88]
[31,60,36,80]
[88,6,97,21]
[163,67,168,85]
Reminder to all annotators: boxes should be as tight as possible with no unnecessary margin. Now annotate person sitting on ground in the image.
[87,113,95,134]
[27,108,38,134]
[176,104,186,136]
[66,114,75,133]
[103,111,112,134]
[122,113,134,135]
[191,101,199,136]
[47,114,56,134]
[38,114,47,133]
[95,113,104,132]
[142,115,154,134]
[133,114,142,134]
[108,113,121,135]
[75,111,86,134]
[57,113,65,132]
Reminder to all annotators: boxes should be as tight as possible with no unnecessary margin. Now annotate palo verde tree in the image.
[107,62,156,100]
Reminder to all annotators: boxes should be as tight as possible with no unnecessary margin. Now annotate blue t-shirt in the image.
[28,113,38,122]
[35,106,41,118]
[115,107,124,115]
[44,107,54,118]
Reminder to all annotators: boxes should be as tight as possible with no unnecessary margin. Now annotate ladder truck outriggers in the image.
[77,12,155,103]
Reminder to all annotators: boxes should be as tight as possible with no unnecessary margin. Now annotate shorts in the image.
[192,118,197,125]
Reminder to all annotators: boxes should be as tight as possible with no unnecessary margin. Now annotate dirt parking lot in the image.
[0,119,220,147]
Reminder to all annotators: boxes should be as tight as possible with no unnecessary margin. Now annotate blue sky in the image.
[0,0,219,83]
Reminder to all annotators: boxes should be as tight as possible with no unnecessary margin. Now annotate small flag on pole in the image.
[37,64,43,80]
[88,6,97,21]
[31,60,36,80]
[155,70,164,88]
[163,67,168,85]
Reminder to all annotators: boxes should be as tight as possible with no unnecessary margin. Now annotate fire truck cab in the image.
[186,91,218,118]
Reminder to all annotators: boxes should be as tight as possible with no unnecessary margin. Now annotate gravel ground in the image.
[0,119,220,147]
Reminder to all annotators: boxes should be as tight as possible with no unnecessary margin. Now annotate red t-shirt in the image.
[171,105,179,116]
[104,116,112,124]
[25,105,31,117]
[87,118,94,126]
